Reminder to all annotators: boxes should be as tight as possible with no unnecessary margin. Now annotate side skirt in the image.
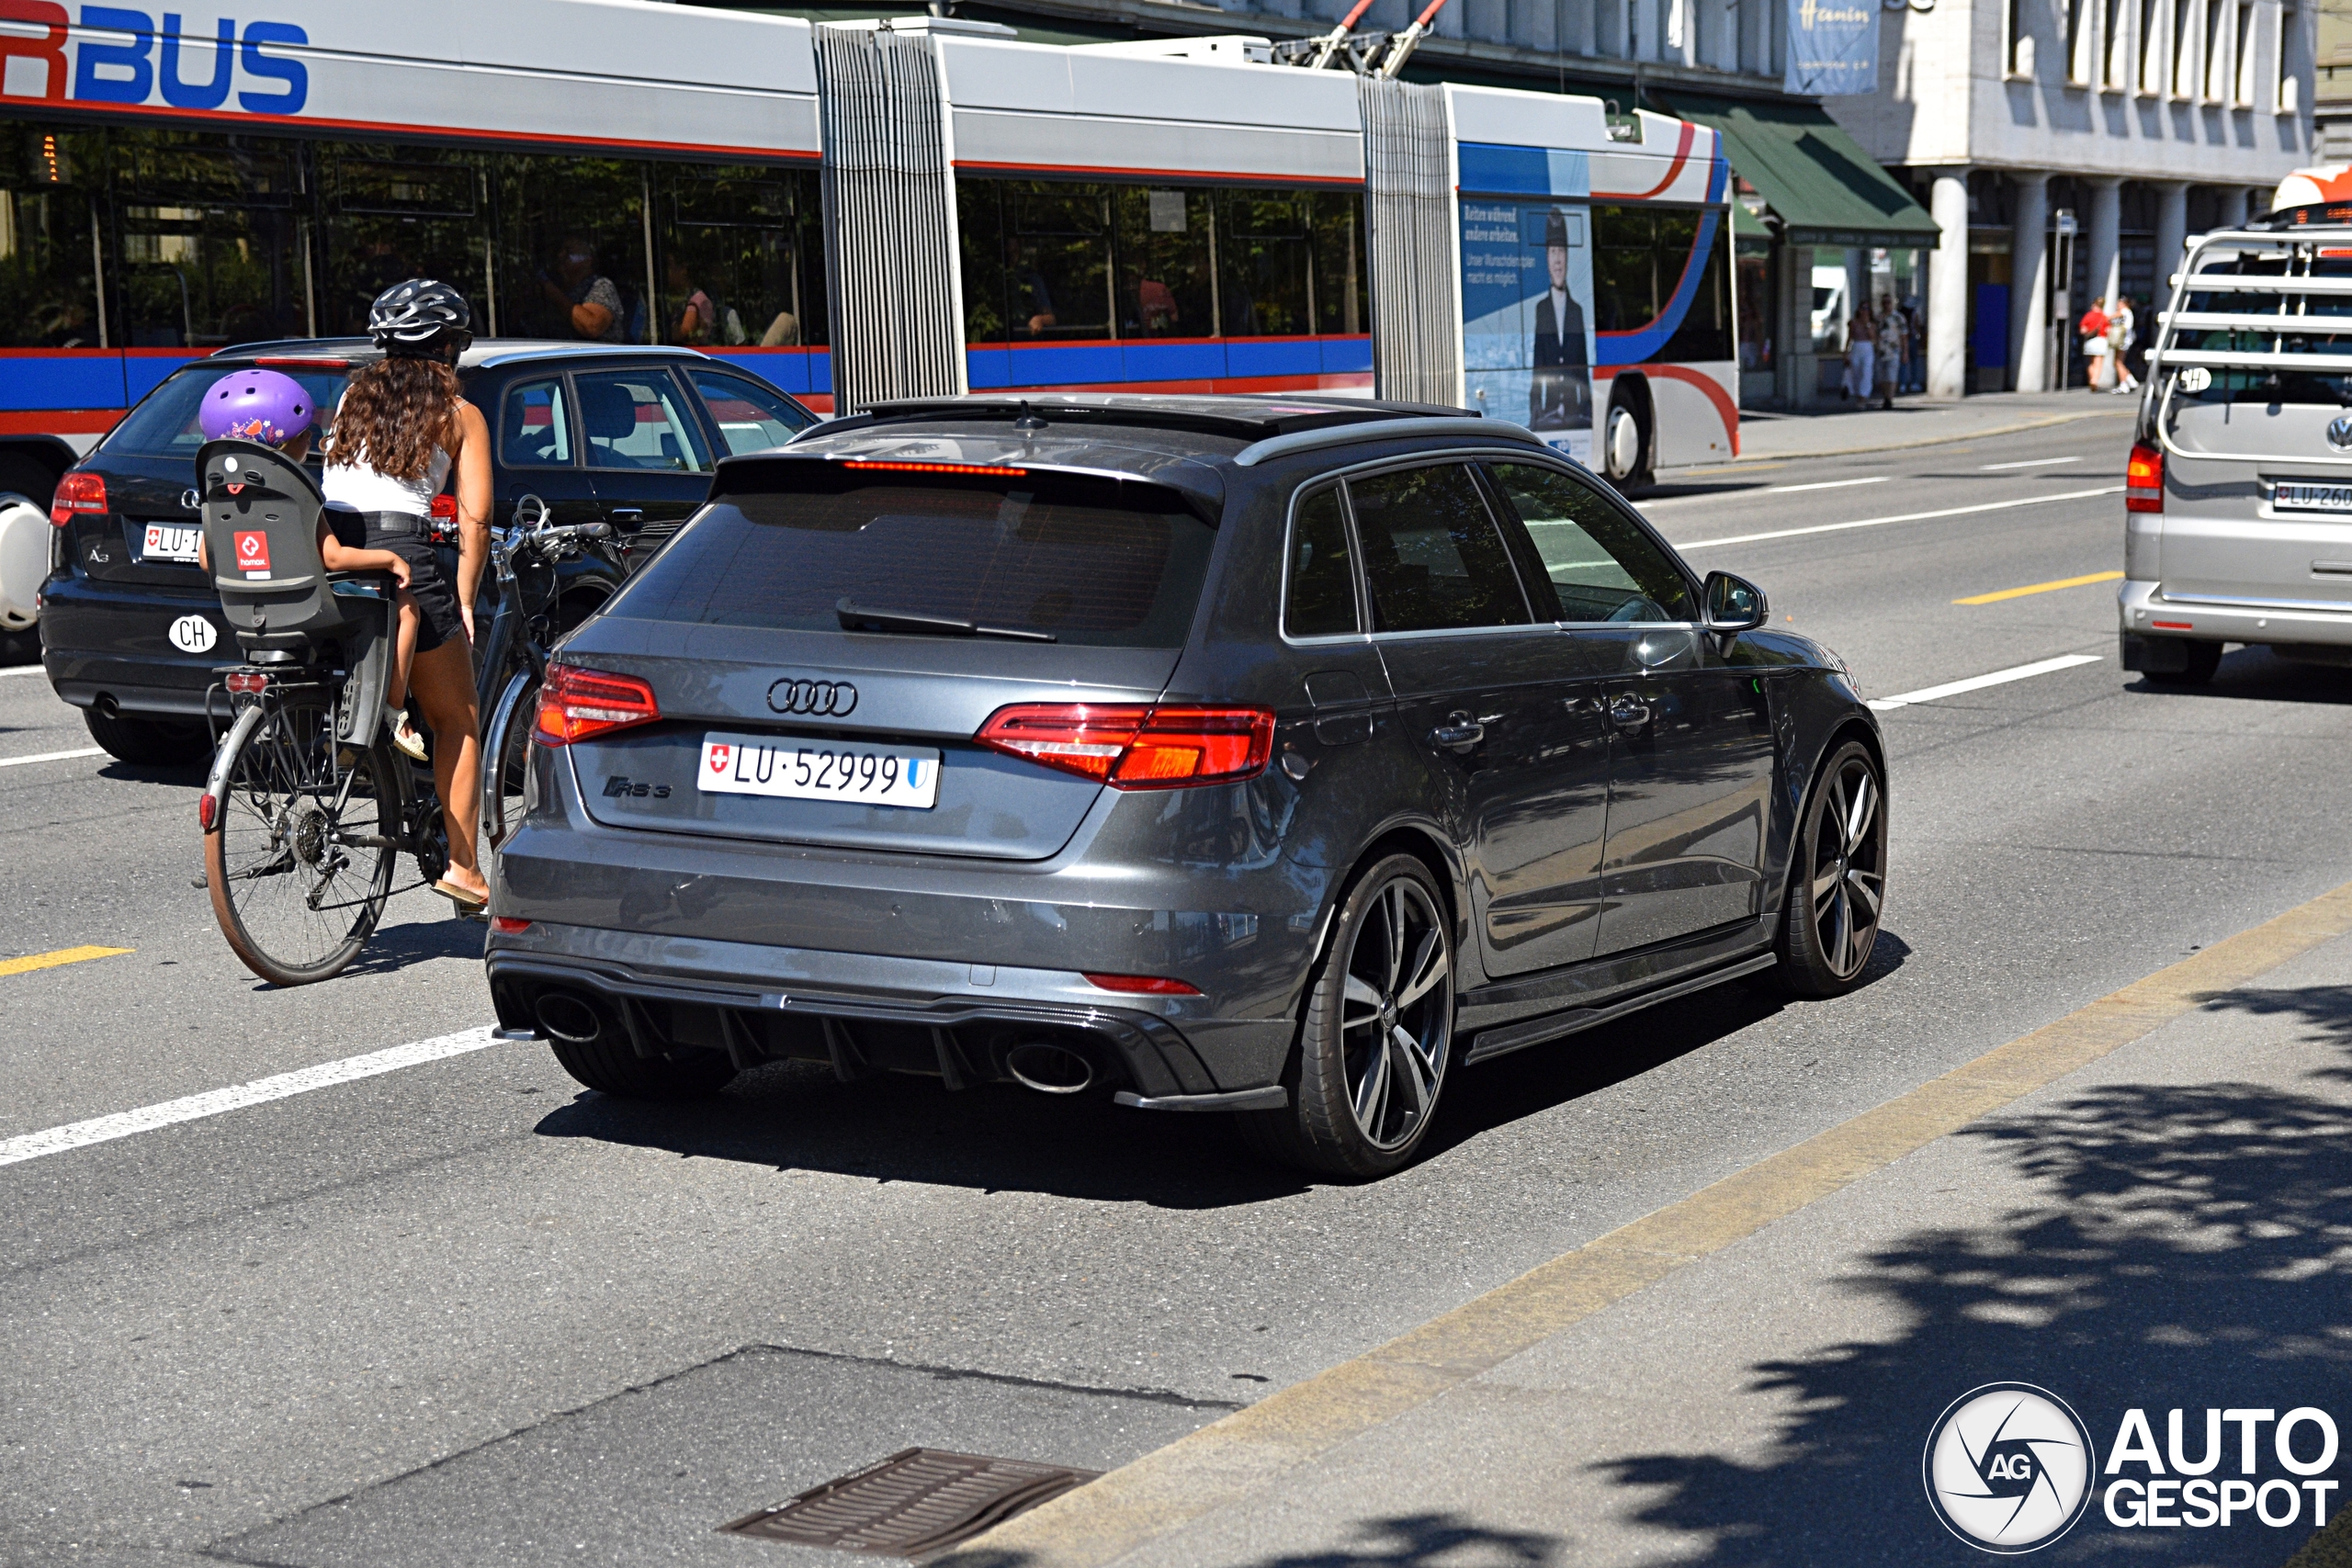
[1462,952,1778,1066]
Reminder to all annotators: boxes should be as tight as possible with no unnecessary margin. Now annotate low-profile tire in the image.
[548,1033,735,1100]
[1770,739,1889,999]
[2143,639,2223,685]
[84,705,210,765]
[1238,853,1454,1179]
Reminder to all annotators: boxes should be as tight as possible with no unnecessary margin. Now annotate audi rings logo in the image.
[768,678,858,717]
[2329,412,2352,451]
[1924,1383,2098,1553]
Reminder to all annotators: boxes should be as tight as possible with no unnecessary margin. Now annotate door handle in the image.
[1608,695,1652,729]
[1430,711,1486,751]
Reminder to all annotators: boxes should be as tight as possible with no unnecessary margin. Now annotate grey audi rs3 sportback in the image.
[483,394,1884,1178]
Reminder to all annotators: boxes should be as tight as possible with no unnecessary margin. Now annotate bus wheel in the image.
[1603,401,1645,483]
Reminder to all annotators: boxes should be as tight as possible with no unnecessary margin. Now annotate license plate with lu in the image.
[2274,481,2352,512]
[142,524,201,563]
[696,731,940,809]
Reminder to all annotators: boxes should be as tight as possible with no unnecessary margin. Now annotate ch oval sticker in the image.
[168,615,217,654]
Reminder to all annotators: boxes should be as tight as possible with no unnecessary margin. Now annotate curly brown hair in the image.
[325,356,461,481]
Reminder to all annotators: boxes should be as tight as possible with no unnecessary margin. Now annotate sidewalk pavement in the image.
[956,889,2352,1568]
[1685,389,2141,470]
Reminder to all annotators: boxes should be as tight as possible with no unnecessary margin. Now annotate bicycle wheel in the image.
[481,670,539,852]
[204,692,398,986]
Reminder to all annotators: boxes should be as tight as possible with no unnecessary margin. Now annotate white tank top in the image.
[322,445,451,517]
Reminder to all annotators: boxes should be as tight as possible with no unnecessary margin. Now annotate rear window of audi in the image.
[605,466,1216,649]
[103,364,353,460]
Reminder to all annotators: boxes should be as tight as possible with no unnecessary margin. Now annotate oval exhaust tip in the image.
[1005,1041,1094,1095]
[534,991,604,1046]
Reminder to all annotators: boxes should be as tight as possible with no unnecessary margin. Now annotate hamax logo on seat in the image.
[0,8,309,117]
[768,679,857,717]
[1924,1383,2097,1553]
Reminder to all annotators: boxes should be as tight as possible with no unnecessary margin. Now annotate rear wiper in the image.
[835,599,1057,643]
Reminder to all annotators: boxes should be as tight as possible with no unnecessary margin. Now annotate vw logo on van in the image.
[768,678,858,717]
[2328,413,2352,451]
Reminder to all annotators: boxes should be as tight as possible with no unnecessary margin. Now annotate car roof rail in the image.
[1232,416,1546,468]
[838,393,1475,444]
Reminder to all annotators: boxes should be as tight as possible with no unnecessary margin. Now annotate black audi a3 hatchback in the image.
[35,338,815,763]
[485,395,1884,1178]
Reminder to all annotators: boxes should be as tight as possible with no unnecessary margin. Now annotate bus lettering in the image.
[4,7,307,115]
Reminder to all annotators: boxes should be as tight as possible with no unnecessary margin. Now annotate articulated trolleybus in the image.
[0,3,1731,508]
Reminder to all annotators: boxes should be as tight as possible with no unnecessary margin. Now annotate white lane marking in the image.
[1865,653,2105,712]
[0,664,51,678]
[1677,486,2124,550]
[1981,455,2083,470]
[1764,475,1890,494]
[0,1026,500,1168]
[0,746,103,769]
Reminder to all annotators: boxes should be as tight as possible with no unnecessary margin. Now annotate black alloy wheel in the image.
[1771,739,1888,998]
[1241,853,1454,1179]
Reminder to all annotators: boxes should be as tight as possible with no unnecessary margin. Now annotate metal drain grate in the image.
[721,1447,1101,1559]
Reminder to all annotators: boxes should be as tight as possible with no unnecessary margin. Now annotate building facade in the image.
[1827,0,2315,395]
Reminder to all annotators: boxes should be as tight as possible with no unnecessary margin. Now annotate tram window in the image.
[319,146,489,339]
[958,182,1011,344]
[1008,186,1113,340]
[574,370,706,472]
[656,165,823,349]
[502,154,649,344]
[1591,205,1659,333]
[1217,193,1314,337]
[0,126,103,349]
[1114,187,1213,338]
[1655,210,1734,363]
[112,130,305,347]
[501,378,573,468]
[1308,190,1365,336]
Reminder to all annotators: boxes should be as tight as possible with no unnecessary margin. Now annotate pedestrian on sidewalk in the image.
[2109,296,2141,394]
[1874,300,1905,410]
[2080,296,2112,391]
[1901,295,1926,392]
[1843,303,1876,403]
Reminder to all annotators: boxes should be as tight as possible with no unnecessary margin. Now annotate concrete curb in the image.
[1668,407,2136,474]
[943,877,2352,1568]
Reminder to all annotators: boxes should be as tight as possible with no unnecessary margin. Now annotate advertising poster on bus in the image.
[1460,199,1597,465]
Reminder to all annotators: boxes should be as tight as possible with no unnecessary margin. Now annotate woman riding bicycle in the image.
[322,278,492,912]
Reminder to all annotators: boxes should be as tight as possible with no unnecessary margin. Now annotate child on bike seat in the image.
[196,369,428,761]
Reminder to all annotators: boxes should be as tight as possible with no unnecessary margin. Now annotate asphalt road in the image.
[5,400,2340,1568]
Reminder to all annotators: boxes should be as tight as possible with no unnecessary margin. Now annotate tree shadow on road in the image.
[1586,980,2352,1565]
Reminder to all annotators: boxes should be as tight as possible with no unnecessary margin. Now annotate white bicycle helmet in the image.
[368,277,473,356]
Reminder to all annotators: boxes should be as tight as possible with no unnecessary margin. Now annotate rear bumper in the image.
[39,573,227,716]
[2119,578,2352,649]
[484,920,1291,1102]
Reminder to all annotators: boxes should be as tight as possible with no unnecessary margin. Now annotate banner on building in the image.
[1783,0,1879,96]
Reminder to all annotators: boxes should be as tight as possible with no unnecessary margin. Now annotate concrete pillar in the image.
[2216,186,2250,229]
[2153,180,2188,310]
[1928,167,1971,399]
[2011,173,2052,393]
[2086,177,2123,318]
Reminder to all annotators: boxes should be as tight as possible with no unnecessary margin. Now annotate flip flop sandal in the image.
[433,878,488,914]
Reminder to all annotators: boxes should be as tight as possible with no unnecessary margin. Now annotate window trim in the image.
[1480,453,1705,629]
[496,372,581,471]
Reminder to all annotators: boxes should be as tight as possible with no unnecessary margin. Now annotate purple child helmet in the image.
[198,368,315,446]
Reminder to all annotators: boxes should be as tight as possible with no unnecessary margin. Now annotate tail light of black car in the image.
[2126,443,2164,513]
[976,704,1274,789]
[535,663,662,746]
[51,471,104,525]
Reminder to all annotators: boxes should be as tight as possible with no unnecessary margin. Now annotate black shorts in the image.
[368,528,464,654]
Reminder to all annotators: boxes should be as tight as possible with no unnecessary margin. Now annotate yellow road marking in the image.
[0,945,133,979]
[950,879,2352,1568]
[1953,569,2124,605]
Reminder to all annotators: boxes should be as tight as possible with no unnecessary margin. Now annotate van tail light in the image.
[50,470,104,525]
[976,704,1275,789]
[534,663,661,746]
[2126,442,2164,513]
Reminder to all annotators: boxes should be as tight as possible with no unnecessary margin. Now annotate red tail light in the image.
[1084,972,1203,995]
[50,470,103,526]
[490,917,531,934]
[533,663,661,746]
[429,493,458,522]
[2126,442,2164,513]
[224,671,268,694]
[976,704,1275,790]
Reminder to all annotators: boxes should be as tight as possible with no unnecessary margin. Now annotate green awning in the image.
[1657,92,1940,251]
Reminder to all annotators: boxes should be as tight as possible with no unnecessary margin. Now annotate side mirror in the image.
[1702,570,1769,634]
